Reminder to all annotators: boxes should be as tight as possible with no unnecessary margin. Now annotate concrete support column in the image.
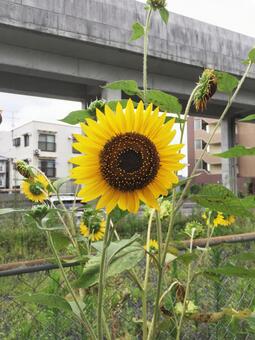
[101,88,122,101]
[221,117,237,193]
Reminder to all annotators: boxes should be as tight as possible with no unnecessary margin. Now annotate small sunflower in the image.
[80,220,106,242]
[144,239,159,254]
[21,174,49,202]
[202,210,236,227]
[70,100,184,213]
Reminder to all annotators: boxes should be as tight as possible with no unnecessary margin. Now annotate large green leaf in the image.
[129,22,144,41]
[74,243,144,288]
[204,265,255,278]
[215,145,255,158]
[145,90,182,113]
[159,8,169,24]
[190,184,252,217]
[60,109,93,125]
[215,71,239,94]
[248,48,255,63]
[17,293,72,312]
[51,231,70,251]
[53,177,70,192]
[0,208,27,215]
[239,114,255,122]
[103,80,141,96]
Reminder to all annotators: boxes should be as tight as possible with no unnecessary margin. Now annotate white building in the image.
[0,121,82,191]
[0,155,9,188]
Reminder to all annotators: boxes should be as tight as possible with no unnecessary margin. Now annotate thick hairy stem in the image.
[176,62,253,210]
[46,231,96,340]
[97,215,111,340]
[143,8,153,97]
[142,209,155,340]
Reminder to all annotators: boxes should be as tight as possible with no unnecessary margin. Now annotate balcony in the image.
[38,141,56,152]
[194,129,221,144]
[195,150,221,165]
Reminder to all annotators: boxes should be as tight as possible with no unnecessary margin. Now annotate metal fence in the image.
[0,238,255,339]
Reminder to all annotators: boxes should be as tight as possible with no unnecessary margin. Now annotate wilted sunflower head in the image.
[69,99,185,214]
[147,0,167,10]
[21,174,49,203]
[15,160,35,179]
[193,69,217,112]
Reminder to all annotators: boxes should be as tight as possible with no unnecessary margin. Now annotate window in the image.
[194,119,202,130]
[72,136,80,154]
[39,159,56,178]
[197,160,208,171]
[0,164,3,172]
[0,176,3,187]
[13,137,21,147]
[194,139,206,150]
[38,134,56,152]
[24,134,29,147]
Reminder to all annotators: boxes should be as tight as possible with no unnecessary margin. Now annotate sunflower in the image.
[70,100,184,213]
[80,220,106,242]
[21,174,49,203]
[144,239,159,254]
[193,69,217,112]
[202,210,236,227]
[213,212,236,227]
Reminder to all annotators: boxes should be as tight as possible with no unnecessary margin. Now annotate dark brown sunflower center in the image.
[100,132,160,192]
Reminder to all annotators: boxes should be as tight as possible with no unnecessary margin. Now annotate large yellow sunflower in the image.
[21,174,49,203]
[80,220,106,242]
[70,99,184,213]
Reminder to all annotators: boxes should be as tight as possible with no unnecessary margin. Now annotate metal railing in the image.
[0,234,255,339]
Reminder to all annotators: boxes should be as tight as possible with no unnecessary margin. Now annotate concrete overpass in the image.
[0,0,255,190]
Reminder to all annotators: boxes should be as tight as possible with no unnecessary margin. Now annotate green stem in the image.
[97,215,111,340]
[176,61,253,211]
[142,209,155,340]
[46,231,96,340]
[176,228,195,340]
[143,8,153,98]
[155,210,163,263]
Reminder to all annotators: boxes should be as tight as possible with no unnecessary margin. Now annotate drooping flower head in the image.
[147,0,167,10]
[193,69,217,112]
[202,210,236,227]
[80,220,106,242]
[15,160,35,179]
[70,100,184,213]
[21,174,49,202]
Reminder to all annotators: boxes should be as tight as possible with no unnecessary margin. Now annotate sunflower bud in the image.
[88,99,105,114]
[30,204,50,221]
[193,69,217,112]
[15,160,35,179]
[147,0,167,10]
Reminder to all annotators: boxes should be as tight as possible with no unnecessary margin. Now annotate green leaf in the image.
[107,100,138,111]
[231,252,255,262]
[215,71,239,94]
[159,8,169,24]
[204,265,255,278]
[0,208,27,215]
[145,90,182,113]
[176,252,198,265]
[190,184,251,217]
[17,293,72,312]
[74,243,144,288]
[52,177,70,192]
[60,109,93,125]
[239,114,255,122]
[103,80,141,96]
[214,145,255,158]
[248,48,255,63]
[51,231,70,251]
[129,22,144,41]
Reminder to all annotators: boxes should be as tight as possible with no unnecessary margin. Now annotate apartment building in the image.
[188,117,255,193]
[0,121,81,191]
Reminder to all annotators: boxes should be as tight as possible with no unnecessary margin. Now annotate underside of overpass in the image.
[0,0,255,191]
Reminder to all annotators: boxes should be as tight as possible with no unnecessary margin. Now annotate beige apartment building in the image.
[188,117,255,194]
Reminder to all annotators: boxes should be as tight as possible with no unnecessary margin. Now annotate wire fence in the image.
[0,239,255,339]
